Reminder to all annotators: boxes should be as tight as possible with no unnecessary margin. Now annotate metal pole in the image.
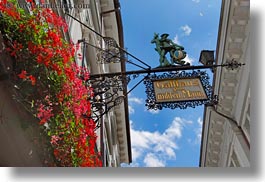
[89,64,228,79]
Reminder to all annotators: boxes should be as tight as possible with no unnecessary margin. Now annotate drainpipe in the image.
[211,105,250,149]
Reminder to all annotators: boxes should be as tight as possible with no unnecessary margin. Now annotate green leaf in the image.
[31,100,34,108]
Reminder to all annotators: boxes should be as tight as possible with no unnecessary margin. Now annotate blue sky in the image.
[119,0,222,167]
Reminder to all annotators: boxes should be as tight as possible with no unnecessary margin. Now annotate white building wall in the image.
[200,0,250,167]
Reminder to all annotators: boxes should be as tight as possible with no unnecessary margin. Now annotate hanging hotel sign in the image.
[153,77,207,103]
[144,71,213,110]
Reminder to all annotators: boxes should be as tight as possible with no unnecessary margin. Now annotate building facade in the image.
[200,0,250,167]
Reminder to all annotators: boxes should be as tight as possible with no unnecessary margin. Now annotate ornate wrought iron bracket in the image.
[87,59,244,126]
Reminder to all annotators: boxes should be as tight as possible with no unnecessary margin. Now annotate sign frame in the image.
[144,70,213,110]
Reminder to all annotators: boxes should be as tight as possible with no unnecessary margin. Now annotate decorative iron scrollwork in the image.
[144,70,214,110]
[103,37,118,49]
[96,48,121,64]
[224,59,245,70]
[95,37,123,64]
[85,75,128,128]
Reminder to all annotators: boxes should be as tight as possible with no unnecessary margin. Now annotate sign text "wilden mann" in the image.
[153,78,207,103]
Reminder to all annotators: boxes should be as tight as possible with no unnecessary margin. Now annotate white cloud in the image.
[194,117,203,144]
[183,54,196,65]
[164,117,183,139]
[185,117,203,146]
[130,129,151,149]
[197,117,203,127]
[154,145,176,159]
[199,12,204,16]
[132,148,142,161]
[188,117,203,145]
[192,0,200,3]
[181,25,192,36]
[129,117,193,167]
[165,117,193,139]
[128,105,135,114]
[128,96,143,115]
[145,108,160,114]
[165,147,176,159]
[144,153,165,167]
[128,97,143,104]
[173,34,181,45]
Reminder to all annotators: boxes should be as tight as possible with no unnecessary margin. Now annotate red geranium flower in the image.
[18,70,27,79]
[28,75,36,85]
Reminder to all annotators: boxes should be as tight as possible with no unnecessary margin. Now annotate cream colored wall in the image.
[200,0,250,167]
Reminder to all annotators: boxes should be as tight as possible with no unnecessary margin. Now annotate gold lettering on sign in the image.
[153,78,207,103]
